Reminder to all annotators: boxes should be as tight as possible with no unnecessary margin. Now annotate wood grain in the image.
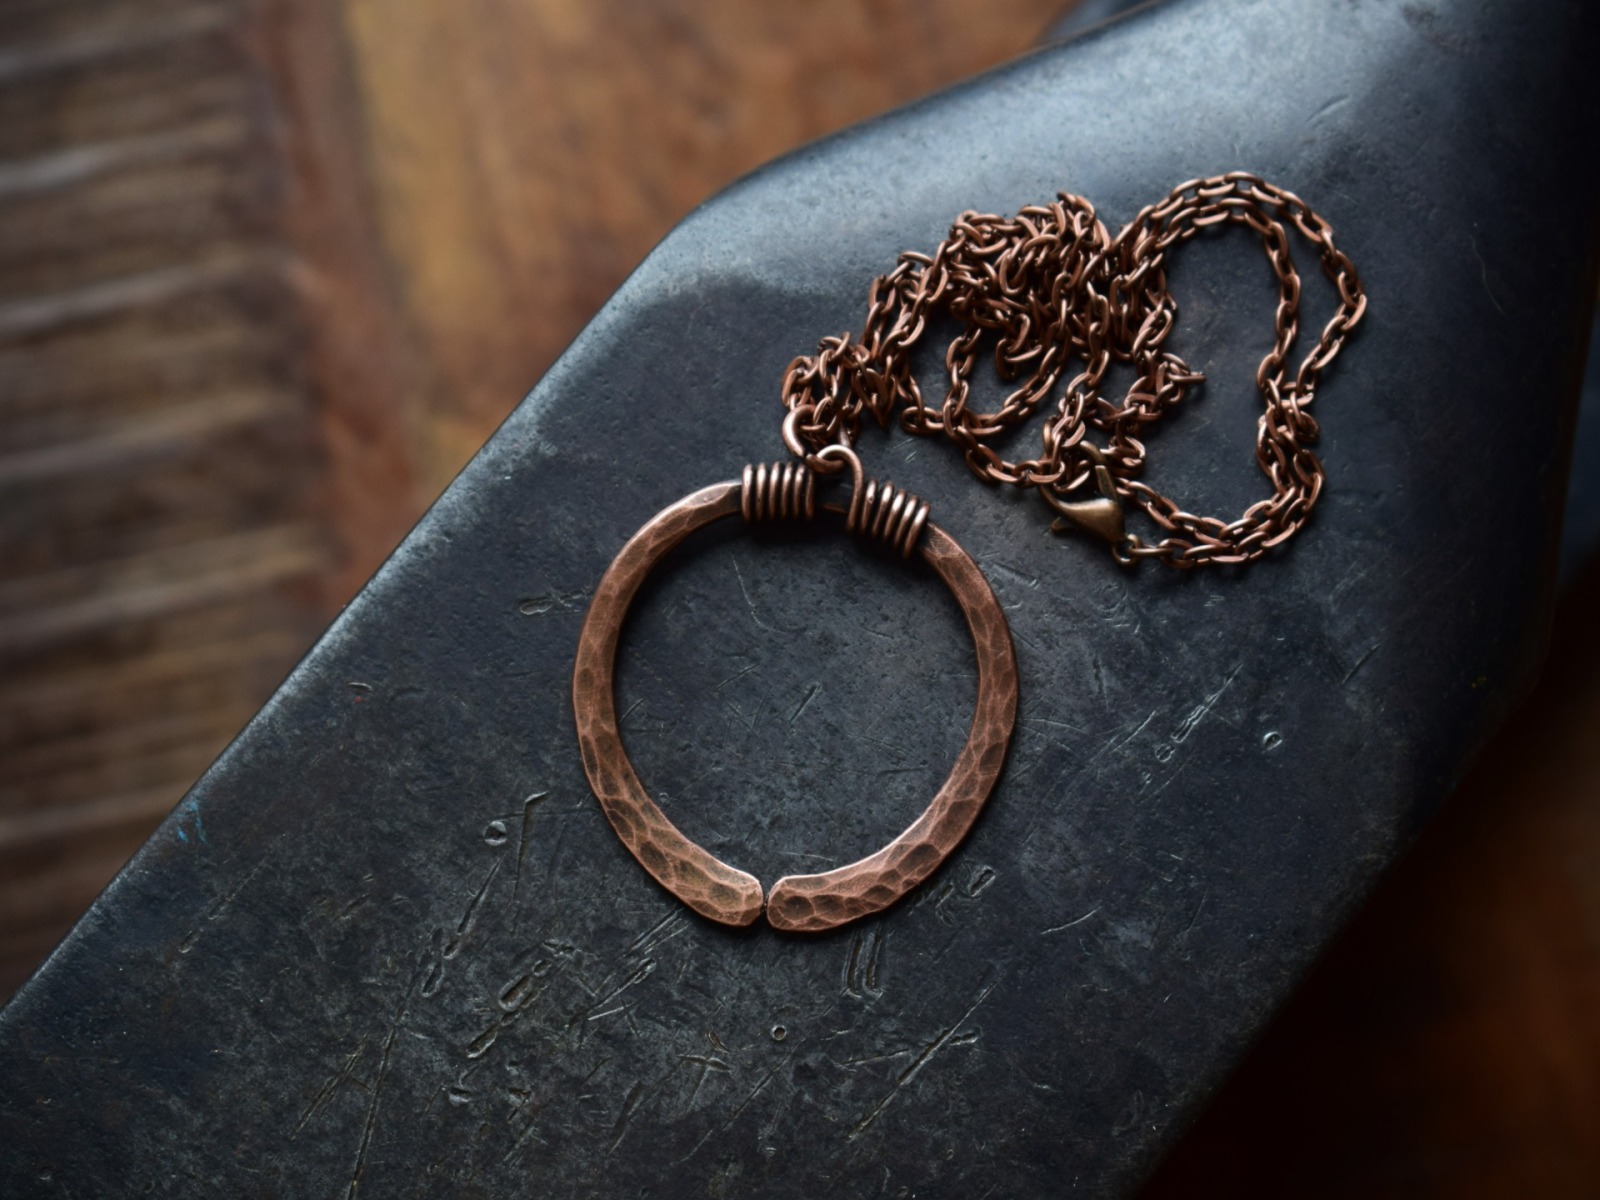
[0,0,342,998]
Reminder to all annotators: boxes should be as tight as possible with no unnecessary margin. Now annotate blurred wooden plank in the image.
[0,11,256,160]
[0,0,395,1003]
[0,526,329,650]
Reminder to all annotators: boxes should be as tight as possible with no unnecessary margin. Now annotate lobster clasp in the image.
[1042,445,1127,549]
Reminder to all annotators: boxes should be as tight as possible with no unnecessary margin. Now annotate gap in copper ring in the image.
[610,509,976,887]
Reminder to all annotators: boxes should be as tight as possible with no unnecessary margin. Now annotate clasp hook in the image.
[1042,444,1130,552]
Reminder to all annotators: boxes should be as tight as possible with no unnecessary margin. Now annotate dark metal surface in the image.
[1561,309,1600,581]
[4,0,1599,1195]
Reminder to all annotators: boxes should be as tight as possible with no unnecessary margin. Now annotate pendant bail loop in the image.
[782,406,852,474]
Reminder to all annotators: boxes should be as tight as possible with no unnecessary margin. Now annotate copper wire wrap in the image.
[847,477,930,559]
[740,461,815,524]
[811,444,931,559]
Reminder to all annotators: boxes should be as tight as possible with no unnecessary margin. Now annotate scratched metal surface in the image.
[3,0,1599,1195]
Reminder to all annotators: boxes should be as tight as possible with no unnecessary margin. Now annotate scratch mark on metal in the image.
[445,857,502,959]
[845,727,900,752]
[500,1095,551,1165]
[420,928,446,997]
[719,697,757,732]
[608,1081,646,1154]
[581,959,657,1023]
[295,1036,369,1134]
[577,1057,611,1096]
[837,1045,917,1068]
[1309,93,1350,124]
[1147,755,1194,800]
[1172,663,1242,744]
[1471,229,1506,316]
[847,978,996,1140]
[627,910,685,956]
[731,555,780,633]
[1042,907,1100,934]
[178,859,267,953]
[1342,641,1381,685]
[680,1053,731,1114]
[1010,624,1042,652]
[1330,560,1374,603]
[789,682,822,724]
[990,561,1039,588]
[346,986,410,1198]
[510,791,547,927]
[1023,715,1087,735]
[714,662,757,692]
[675,1050,795,1164]
[1092,709,1158,764]
[1180,890,1210,939]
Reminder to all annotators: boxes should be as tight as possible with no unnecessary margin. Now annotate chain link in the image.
[780,172,1367,567]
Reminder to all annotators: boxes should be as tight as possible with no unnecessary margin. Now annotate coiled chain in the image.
[780,172,1367,567]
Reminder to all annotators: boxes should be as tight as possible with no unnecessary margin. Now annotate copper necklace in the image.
[573,172,1367,932]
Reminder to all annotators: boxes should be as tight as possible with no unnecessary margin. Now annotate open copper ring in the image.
[572,474,1018,933]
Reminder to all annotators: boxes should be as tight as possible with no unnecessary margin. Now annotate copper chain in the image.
[779,172,1367,567]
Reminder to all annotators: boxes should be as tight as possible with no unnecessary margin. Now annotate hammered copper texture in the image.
[765,523,1019,932]
[573,481,1018,932]
[572,483,765,926]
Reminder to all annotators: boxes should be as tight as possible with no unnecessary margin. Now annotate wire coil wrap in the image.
[741,461,815,524]
[847,477,929,559]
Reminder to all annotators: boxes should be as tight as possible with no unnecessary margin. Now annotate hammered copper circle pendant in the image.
[572,458,1019,933]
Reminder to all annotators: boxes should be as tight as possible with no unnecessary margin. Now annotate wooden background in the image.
[0,0,1595,1192]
